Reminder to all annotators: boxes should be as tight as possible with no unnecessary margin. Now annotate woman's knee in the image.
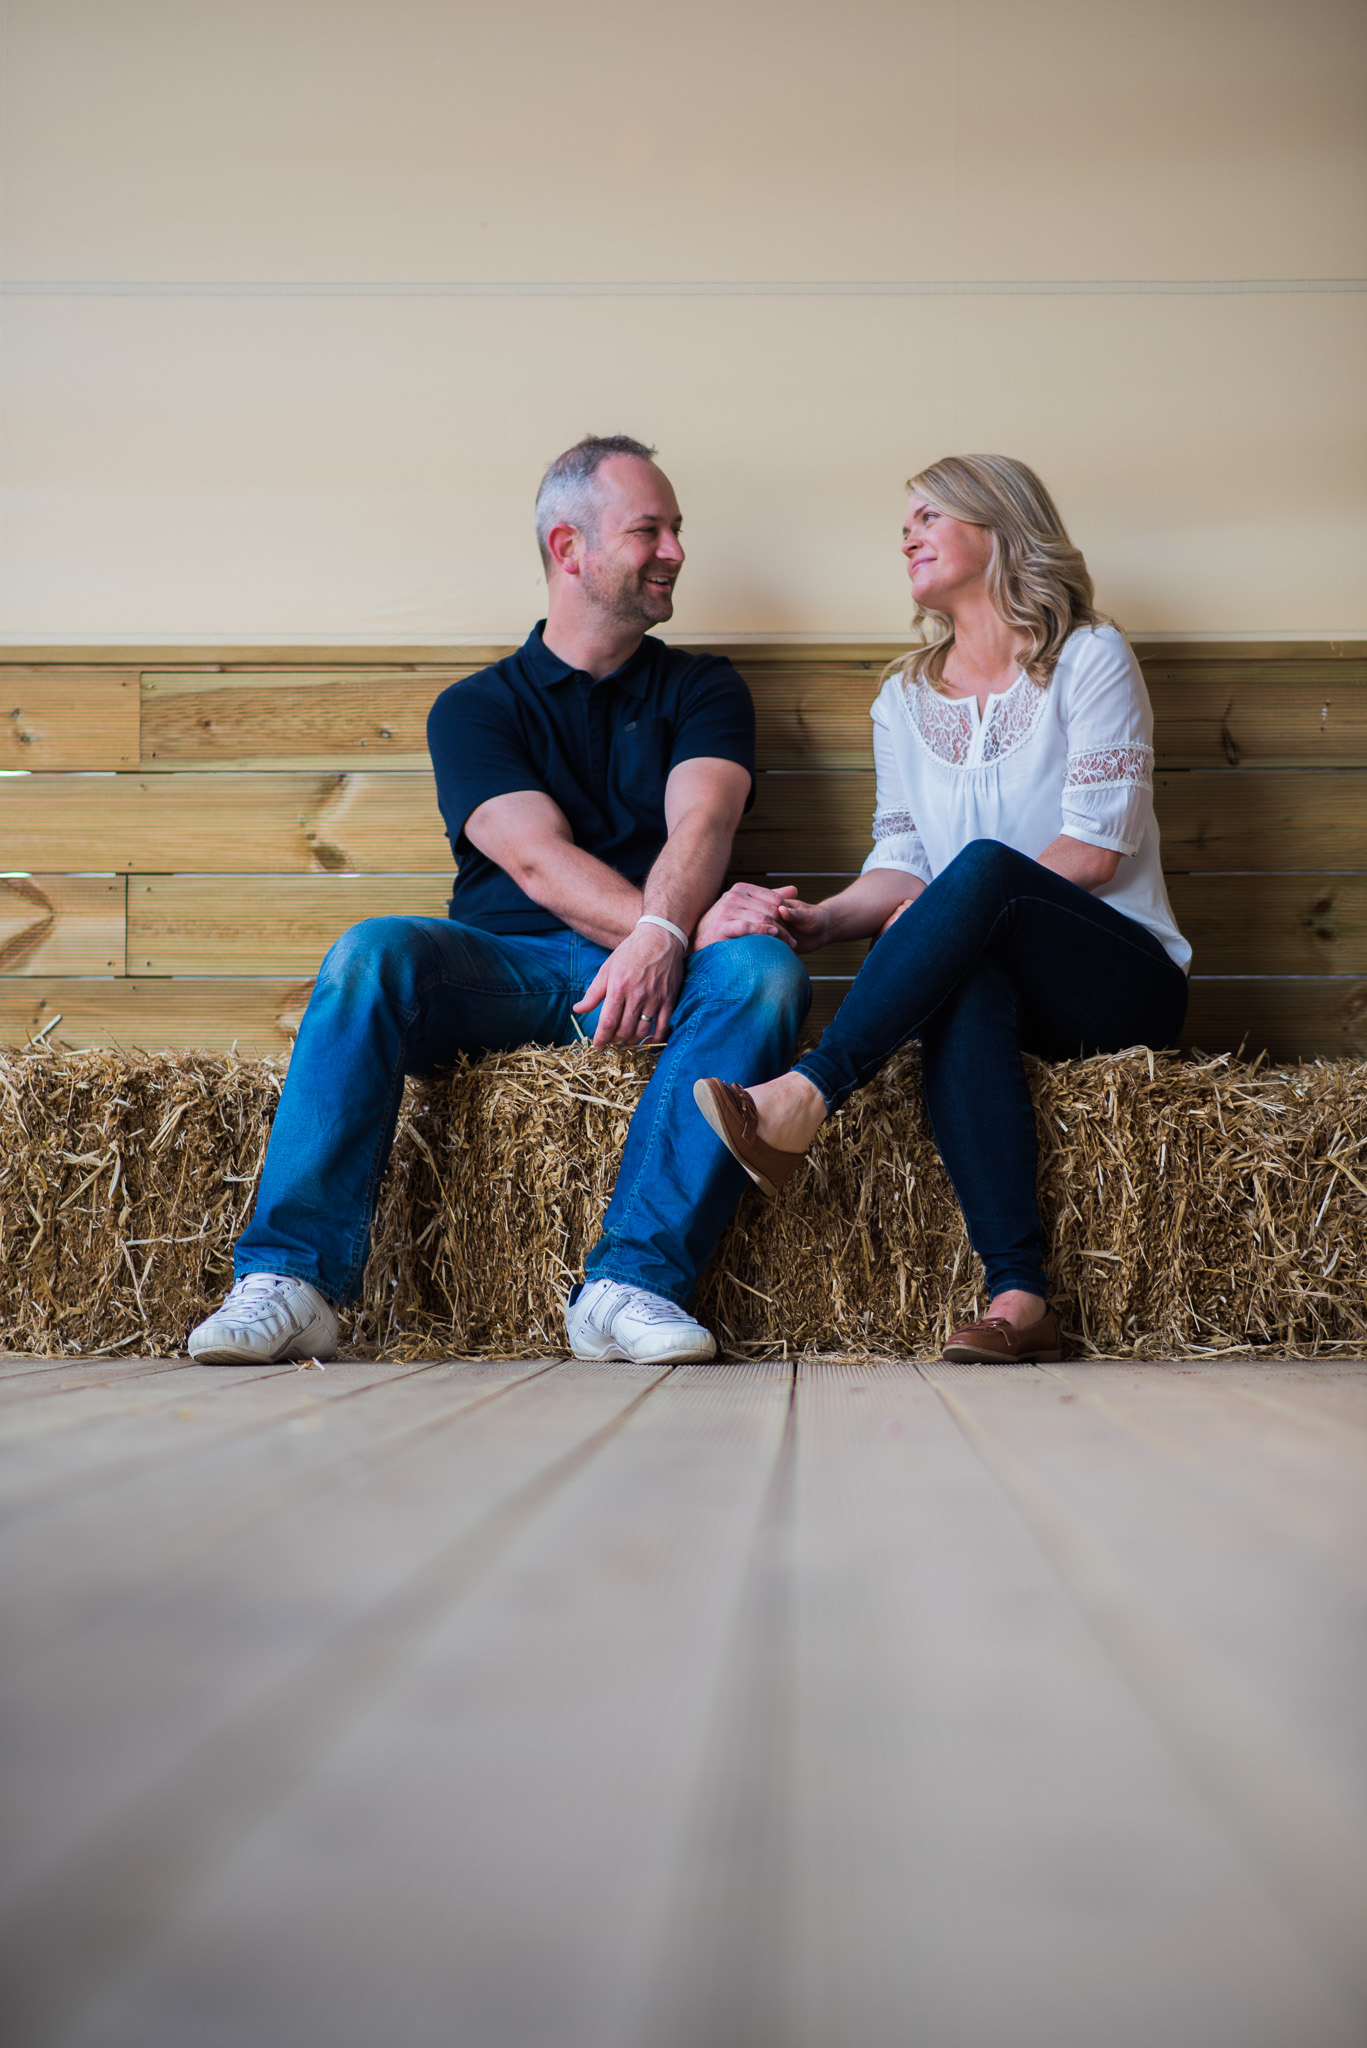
[941,838,1028,892]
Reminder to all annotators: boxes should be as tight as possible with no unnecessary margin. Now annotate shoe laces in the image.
[222,1273,292,1310]
[620,1292,694,1326]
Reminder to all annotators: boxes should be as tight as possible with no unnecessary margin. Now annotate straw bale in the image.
[1,1042,1364,1360]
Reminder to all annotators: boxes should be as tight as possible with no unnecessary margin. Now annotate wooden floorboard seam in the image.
[917,1362,1367,2025]
[0,1366,679,2046]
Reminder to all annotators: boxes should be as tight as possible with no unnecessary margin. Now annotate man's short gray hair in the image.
[534,434,658,571]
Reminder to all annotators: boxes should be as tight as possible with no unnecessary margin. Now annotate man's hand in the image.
[574,920,687,1047]
[693,881,802,951]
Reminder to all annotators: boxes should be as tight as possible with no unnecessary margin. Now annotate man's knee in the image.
[695,933,811,1019]
[315,916,425,1003]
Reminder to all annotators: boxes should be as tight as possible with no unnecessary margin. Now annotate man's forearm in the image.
[534,808,735,953]
[516,840,643,948]
[511,819,733,954]
[640,807,735,940]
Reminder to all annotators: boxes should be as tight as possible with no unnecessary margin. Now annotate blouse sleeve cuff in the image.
[1061,778,1149,859]
[1060,814,1143,858]
[861,838,933,884]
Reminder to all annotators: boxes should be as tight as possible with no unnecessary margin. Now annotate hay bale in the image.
[1,1043,1364,1360]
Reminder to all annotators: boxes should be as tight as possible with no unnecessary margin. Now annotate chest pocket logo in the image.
[616,715,672,795]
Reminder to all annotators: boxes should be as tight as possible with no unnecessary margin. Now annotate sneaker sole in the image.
[566,1334,631,1362]
[624,1333,718,1364]
[188,1328,337,1366]
[566,1326,717,1365]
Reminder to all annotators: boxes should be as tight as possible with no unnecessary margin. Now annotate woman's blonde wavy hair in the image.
[892,453,1107,693]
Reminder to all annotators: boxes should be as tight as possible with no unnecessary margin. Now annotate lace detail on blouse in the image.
[981,679,1048,762]
[902,674,1046,767]
[906,686,975,765]
[1064,743,1154,791]
[872,809,917,841]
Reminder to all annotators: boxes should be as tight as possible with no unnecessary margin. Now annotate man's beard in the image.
[580,556,675,630]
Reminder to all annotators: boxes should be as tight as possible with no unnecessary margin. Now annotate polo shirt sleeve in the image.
[667,655,757,807]
[426,673,547,853]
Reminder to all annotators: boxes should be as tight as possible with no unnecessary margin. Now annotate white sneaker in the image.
[188,1273,339,1365]
[565,1278,717,1364]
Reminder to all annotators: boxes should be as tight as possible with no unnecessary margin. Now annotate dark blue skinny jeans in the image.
[235,918,810,1310]
[794,841,1188,1302]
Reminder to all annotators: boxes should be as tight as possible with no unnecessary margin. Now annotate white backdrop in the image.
[2,0,1364,644]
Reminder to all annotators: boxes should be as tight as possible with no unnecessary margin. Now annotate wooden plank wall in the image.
[2,645,1365,1059]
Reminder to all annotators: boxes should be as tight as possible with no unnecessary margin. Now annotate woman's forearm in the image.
[799,869,926,947]
[1034,834,1121,891]
[807,838,1116,947]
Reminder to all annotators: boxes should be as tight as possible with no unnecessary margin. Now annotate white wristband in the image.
[637,913,689,949]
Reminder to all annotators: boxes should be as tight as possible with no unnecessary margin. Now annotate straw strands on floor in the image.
[1,1043,1364,1360]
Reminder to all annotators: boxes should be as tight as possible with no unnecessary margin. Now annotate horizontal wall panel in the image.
[1145,662,1367,767]
[804,981,848,1035]
[733,773,873,871]
[139,669,482,770]
[5,972,1361,1062]
[750,658,1367,773]
[739,771,1367,874]
[9,768,1364,897]
[0,978,317,1053]
[0,672,139,770]
[750,657,1367,771]
[4,975,856,1054]
[743,660,887,770]
[129,874,455,974]
[0,771,450,873]
[130,656,1367,776]
[128,872,867,978]
[1183,978,1367,1061]
[1167,873,1367,976]
[1155,770,1367,869]
[803,977,1367,1061]
[0,876,125,976]
[737,871,1367,976]
[138,657,889,774]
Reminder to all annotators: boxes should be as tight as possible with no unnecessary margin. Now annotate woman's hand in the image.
[775,894,832,953]
[876,897,917,938]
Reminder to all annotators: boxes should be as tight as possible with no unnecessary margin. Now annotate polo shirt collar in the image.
[523,622,653,699]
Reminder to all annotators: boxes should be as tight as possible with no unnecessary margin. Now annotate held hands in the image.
[573,919,687,1048]
[571,880,857,1050]
[693,882,830,954]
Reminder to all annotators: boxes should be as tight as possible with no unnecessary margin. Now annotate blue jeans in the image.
[235,918,811,1308]
[795,841,1188,1302]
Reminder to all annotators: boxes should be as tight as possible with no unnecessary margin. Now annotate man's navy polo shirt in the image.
[425,623,756,936]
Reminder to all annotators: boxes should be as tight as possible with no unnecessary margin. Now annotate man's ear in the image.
[545,522,583,577]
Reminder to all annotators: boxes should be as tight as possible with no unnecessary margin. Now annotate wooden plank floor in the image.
[0,1357,1363,2048]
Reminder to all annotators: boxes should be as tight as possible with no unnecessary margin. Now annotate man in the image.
[189,435,810,1366]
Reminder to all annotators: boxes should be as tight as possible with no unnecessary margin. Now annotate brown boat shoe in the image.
[692,1077,808,1200]
[942,1309,1062,1363]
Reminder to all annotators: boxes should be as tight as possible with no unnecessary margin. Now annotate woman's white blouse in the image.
[862,625,1191,971]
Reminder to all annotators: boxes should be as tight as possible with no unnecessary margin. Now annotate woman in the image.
[695,453,1190,1362]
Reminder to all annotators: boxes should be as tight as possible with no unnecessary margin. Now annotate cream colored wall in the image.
[1,0,1363,644]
